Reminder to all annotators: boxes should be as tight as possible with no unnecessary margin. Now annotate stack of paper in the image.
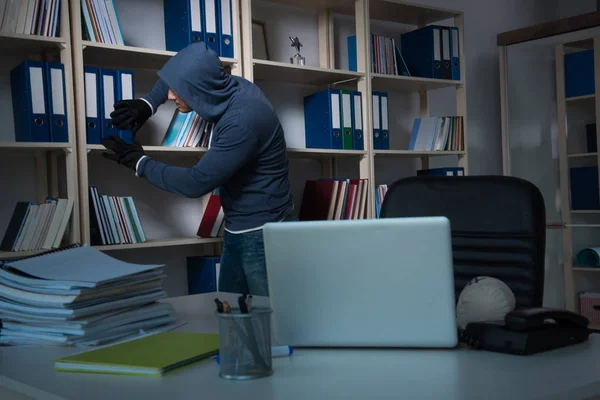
[0,246,177,346]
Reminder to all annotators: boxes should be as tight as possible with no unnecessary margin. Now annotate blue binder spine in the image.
[351,91,364,150]
[203,0,221,55]
[378,92,389,150]
[304,89,342,150]
[372,92,382,150]
[116,70,135,143]
[348,35,358,72]
[450,27,460,80]
[99,68,119,140]
[400,25,442,79]
[187,256,220,294]
[565,49,595,98]
[84,66,101,144]
[10,60,50,142]
[45,62,68,143]
[164,0,192,52]
[218,0,234,58]
[408,118,421,151]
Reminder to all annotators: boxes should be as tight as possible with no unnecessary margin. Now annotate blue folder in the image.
[351,91,364,150]
[449,27,460,80]
[218,0,234,58]
[44,62,68,143]
[570,166,599,210]
[164,0,205,52]
[99,68,119,140]
[304,89,343,150]
[10,60,50,142]
[400,25,443,79]
[84,66,101,144]
[187,256,220,294]
[565,49,595,98]
[116,70,135,143]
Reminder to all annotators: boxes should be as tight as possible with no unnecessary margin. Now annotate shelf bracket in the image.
[330,77,360,86]
[63,147,73,154]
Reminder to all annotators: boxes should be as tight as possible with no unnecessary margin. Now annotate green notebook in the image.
[55,332,219,376]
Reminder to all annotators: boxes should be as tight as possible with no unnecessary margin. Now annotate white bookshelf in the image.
[0,5,81,259]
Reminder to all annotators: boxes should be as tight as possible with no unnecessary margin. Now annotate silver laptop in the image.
[262,216,458,348]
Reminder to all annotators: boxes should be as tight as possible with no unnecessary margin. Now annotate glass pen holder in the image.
[216,307,273,380]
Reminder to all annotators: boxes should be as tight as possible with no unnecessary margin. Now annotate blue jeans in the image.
[218,213,297,296]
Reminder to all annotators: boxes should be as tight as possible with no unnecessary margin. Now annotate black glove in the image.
[102,136,145,172]
[110,99,152,134]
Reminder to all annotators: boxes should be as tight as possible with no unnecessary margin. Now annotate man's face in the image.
[168,89,193,113]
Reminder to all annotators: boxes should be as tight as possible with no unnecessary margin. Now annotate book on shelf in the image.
[84,67,135,144]
[417,167,464,176]
[375,184,388,219]
[348,34,410,76]
[0,245,177,346]
[162,110,214,148]
[197,190,224,238]
[10,60,69,143]
[0,0,61,37]
[408,116,464,152]
[81,0,124,45]
[299,178,369,221]
[1,198,74,252]
[89,186,147,246]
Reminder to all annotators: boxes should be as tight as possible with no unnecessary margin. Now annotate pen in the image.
[215,345,293,364]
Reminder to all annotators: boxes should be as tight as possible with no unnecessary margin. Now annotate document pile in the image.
[0,246,177,346]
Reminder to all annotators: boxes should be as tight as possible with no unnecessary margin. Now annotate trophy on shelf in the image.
[289,36,305,66]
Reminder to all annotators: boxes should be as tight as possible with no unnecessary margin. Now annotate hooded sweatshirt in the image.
[137,42,294,232]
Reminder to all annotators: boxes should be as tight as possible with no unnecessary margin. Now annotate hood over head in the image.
[157,42,237,122]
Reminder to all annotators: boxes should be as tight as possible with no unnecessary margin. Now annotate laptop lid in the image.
[263,217,457,348]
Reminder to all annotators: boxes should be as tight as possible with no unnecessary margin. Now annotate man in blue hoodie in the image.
[102,42,295,297]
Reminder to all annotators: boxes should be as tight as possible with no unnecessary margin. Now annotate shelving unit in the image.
[240,0,467,217]
[0,4,81,258]
[68,0,242,249]
[555,35,600,311]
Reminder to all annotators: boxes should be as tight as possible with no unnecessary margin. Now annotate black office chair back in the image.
[379,175,546,308]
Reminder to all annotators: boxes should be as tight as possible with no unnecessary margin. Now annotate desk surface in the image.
[1,316,600,400]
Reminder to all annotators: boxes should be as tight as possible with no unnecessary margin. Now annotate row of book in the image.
[0,0,60,37]
[81,0,124,45]
[348,25,461,81]
[85,66,135,144]
[10,60,69,143]
[163,110,214,148]
[89,187,147,246]
[83,0,235,58]
[1,198,74,252]
[409,116,465,152]
[299,178,369,221]
[0,245,177,346]
[375,184,389,218]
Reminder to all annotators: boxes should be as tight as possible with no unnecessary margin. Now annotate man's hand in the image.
[110,99,152,134]
[102,136,145,172]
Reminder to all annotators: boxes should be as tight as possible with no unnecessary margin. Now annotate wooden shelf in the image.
[374,150,466,157]
[87,144,208,155]
[371,73,463,93]
[81,41,237,70]
[287,148,367,157]
[572,210,600,214]
[94,237,222,251]
[0,249,50,260]
[252,59,364,86]
[0,142,71,151]
[568,152,597,158]
[0,32,67,53]
[566,94,595,102]
[573,266,600,272]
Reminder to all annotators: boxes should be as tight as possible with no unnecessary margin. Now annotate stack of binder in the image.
[10,60,68,143]
[400,25,461,81]
[81,0,124,45]
[348,34,410,76]
[0,245,176,346]
[299,178,369,221]
[162,110,214,148]
[84,67,135,144]
[89,187,147,246]
[372,91,390,150]
[1,198,74,252]
[304,89,364,150]
[0,0,61,37]
[164,0,234,58]
[408,116,464,152]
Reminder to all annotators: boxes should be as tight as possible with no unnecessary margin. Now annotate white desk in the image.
[1,294,600,400]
